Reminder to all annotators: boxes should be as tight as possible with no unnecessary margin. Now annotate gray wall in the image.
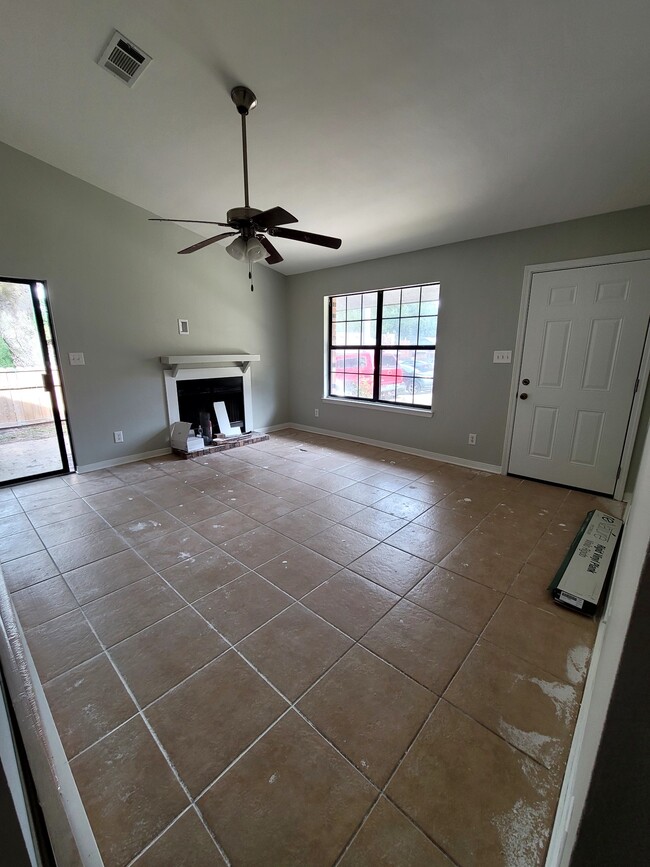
[0,142,289,469]
[2,136,648,485]
[288,207,650,484]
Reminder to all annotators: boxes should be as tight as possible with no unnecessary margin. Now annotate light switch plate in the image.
[69,352,85,366]
[178,319,189,335]
[493,350,512,364]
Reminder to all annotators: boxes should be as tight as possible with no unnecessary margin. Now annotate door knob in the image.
[521,378,530,385]
[519,392,528,400]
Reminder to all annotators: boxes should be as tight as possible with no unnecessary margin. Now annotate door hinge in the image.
[616,465,622,481]
[634,378,640,394]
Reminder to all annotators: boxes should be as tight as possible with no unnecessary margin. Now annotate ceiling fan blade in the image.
[268,226,342,249]
[258,235,284,265]
[254,206,299,229]
[178,232,238,255]
[150,218,231,226]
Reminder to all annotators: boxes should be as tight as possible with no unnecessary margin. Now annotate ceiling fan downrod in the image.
[231,86,257,210]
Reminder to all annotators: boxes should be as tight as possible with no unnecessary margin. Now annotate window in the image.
[327,283,439,409]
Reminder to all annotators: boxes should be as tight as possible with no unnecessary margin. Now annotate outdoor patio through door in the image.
[0,279,73,485]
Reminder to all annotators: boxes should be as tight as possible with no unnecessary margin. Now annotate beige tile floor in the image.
[0,429,625,867]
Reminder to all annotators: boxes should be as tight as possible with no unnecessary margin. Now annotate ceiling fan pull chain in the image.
[249,265,254,292]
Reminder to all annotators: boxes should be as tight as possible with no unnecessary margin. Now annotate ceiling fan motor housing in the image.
[227,206,263,238]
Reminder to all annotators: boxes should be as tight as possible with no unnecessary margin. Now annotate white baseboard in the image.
[287,423,502,474]
[545,434,649,866]
[257,423,293,433]
[76,447,172,473]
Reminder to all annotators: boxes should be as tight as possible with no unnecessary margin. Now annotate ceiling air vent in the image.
[98,31,151,87]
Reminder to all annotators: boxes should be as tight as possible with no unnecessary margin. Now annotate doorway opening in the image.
[0,279,74,485]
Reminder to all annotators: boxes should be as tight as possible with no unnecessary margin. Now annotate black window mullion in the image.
[327,296,333,395]
[373,290,383,401]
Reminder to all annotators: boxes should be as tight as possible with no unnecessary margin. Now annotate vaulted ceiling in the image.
[1,0,649,274]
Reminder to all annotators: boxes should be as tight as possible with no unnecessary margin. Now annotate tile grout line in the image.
[5,433,609,864]
[66,602,234,867]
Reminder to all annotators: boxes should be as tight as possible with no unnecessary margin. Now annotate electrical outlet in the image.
[68,352,85,366]
[113,431,124,443]
[314,408,320,418]
[493,350,512,364]
[468,433,477,445]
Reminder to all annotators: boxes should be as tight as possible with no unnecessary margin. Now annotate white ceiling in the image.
[1,0,649,275]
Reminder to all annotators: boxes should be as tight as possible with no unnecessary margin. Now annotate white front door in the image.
[508,259,650,494]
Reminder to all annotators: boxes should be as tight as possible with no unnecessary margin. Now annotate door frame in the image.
[500,250,650,500]
[0,278,73,486]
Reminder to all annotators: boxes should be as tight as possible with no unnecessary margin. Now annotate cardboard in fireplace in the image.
[176,377,246,435]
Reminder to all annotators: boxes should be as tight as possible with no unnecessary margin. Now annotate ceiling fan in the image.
[149,86,342,267]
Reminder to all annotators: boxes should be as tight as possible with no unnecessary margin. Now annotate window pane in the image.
[361,318,377,345]
[418,316,438,344]
[359,372,374,398]
[381,318,399,345]
[344,349,359,370]
[330,350,345,395]
[346,294,362,321]
[401,285,420,317]
[415,349,435,377]
[362,293,378,317]
[414,378,433,400]
[383,288,401,319]
[379,376,397,402]
[331,296,346,320]
[402,286,421,304]
[344,375,359,397]
[397,378,415,404]
[398,317,419,345]
[421,284,440,302]
[333,322,346,345]
[346,322,362,344]
[380,350,398,373]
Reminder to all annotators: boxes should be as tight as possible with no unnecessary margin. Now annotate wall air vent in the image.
[98,31,151,87]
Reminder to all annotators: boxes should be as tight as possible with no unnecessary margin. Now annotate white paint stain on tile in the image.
[128,520,162,532]
[493,797,549,867]
[268,773,278,784]
[566,645,590,684]
[530,677,577,727]
[178,552,192,560]
[499,721,561,771]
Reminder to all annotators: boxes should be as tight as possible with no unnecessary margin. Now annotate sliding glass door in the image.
[0,279,73,484]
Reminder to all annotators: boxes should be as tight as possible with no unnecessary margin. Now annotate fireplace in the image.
[177,376,245,434]
[161,354,260,437]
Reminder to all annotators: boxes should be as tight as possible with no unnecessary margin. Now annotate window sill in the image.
[322,396,433,418]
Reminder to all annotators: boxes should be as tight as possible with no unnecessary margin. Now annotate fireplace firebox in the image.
[176,376,245,434]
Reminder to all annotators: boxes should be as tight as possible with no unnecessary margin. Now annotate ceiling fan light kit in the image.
[149,84,342,281]
[226,235,266,263]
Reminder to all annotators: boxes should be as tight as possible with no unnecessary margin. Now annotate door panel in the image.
[509,260,650,494]
[539,320,571,387]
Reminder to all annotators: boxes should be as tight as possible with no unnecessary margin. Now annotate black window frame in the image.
[327,282,438,409]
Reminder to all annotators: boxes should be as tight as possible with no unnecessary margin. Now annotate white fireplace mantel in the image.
[160,354,261,378]
[161,354,259,431]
